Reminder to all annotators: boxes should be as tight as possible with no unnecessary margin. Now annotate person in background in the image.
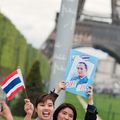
[0,101,13,120]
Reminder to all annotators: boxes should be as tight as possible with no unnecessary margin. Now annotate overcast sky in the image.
[0,0,61,48]
[0,0,111,56]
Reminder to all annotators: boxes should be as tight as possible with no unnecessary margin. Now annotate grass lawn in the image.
[94,94,120,120]
[65,92,120,120]
[65,92,85,120]
[13,116,34,120]
[14,116,24,120]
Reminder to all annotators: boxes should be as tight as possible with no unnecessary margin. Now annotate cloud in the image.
[0,0,61,48]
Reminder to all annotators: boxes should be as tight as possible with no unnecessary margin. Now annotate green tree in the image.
[25,60,43,104]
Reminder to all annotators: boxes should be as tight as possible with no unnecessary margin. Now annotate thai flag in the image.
[81,54,90,61]
[1,68,25,101]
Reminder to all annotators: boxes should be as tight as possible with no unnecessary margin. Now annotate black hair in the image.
[53,103,77,120]
[77,62,87,70]
[35,93,55,108]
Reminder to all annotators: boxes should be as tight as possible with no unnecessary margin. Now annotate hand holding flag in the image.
[0,68,25,101]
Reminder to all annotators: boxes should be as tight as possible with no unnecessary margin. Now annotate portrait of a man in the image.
[71,61,88,87]
[64,49,98,98]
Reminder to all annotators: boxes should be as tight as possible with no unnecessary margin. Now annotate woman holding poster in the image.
[53,86,97,120]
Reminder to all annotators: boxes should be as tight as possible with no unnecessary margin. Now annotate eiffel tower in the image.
[41,0,120,63]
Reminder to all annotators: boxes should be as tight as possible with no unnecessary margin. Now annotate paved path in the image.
[76,95,102,120]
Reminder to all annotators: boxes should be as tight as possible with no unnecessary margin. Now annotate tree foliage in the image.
[0,12,50,82]
[26,60,43,104]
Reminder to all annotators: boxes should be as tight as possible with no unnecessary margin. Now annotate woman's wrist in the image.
[88,97,93,105]
[24,113,32,120]
[54,88,60,94]
[4,114,13,120]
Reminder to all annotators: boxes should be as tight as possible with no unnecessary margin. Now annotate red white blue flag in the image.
[1,68,25,101]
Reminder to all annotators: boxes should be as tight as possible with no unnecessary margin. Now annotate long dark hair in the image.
[53,103,77,120]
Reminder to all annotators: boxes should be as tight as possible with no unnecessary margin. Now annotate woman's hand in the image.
[54,81,66,94]
[87,85,93,105]
[0,101,13,120]
[24,99,34,117]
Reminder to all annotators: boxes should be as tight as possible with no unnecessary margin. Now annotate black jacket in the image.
[85,104,98,120]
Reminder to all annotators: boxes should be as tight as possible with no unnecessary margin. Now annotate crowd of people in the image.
[0,81,98,120]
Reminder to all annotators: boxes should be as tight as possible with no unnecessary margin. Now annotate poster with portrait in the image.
[64,49,99,98]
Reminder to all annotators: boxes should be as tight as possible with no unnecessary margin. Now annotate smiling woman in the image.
[24,81,66,120]
[53,103,77,120]
[34,93,55,120]
[24,93,56,120]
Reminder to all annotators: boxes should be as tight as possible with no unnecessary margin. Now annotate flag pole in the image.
[17,66,29,99]
[23,87,29,99]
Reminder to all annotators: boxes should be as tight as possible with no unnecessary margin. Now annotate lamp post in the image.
[49,0,79,108]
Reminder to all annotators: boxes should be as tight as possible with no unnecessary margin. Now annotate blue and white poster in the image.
[64,49,99,98]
